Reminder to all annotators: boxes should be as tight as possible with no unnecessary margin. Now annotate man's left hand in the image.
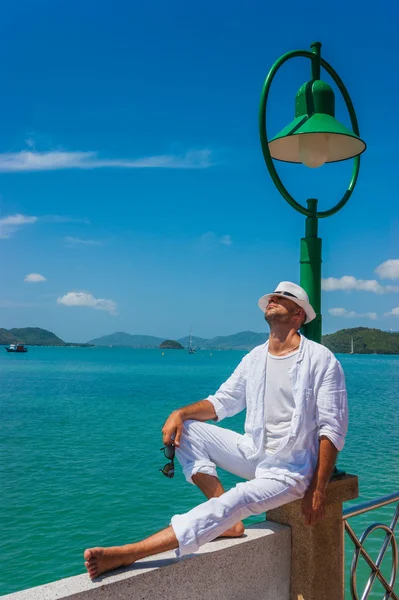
[301,486,327,526]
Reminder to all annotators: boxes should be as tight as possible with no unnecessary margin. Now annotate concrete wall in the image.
[2,522,290,600]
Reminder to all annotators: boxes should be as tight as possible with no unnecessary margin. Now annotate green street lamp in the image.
[259,41,366,343]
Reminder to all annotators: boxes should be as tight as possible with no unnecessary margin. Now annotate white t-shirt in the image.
[264,350,299,454]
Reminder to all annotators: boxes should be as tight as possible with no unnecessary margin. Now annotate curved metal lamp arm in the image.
[259,50,361,219]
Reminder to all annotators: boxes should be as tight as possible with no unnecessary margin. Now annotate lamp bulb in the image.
[298,133,330,168]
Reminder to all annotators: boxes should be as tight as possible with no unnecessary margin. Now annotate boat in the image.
[350,337,354,354]
[6,342,28,353]
[188,333,196,354]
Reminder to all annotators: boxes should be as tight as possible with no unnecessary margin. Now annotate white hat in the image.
[258,281,316,324]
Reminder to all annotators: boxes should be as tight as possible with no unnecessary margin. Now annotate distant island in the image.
[0,327,92,347]
[322,327,399,355]
[1,326,399,354]
[159,340,184,350]
[89,327,399,353]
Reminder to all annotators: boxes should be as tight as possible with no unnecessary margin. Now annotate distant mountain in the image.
[88,332,164,347]
[0,327,92,347]
[89,327,399,353]
[204,331,268,350]
[0,328,18,345]
[178,331,268,350]
[177,335,207,347]
[2,325,398,353]
[322,327,399,354]
[0,327,66,346]
[90,331,268,350]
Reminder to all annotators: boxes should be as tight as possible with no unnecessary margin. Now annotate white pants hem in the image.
[183,460,218,484]
[170,514,199,557]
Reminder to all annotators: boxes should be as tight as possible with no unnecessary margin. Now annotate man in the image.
[84,281,348,579]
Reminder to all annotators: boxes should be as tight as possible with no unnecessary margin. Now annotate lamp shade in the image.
[269,80,366,166]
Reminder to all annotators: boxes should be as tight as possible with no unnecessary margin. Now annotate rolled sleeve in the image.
[206,355,249,422]
[316,355,348,452]
[318,413,347,451]
[206,394,227,422]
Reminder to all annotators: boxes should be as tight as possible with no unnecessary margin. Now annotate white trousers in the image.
[170,420,305,557]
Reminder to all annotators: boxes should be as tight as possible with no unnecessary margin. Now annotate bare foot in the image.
[84,547,136,579]
[217,521,245,539]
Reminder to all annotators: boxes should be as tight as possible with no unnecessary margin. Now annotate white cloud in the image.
[361,312,378,320]
[65,236,102,246]
[57,291,117,315]
[328,307,378,320]
[375,259,399,280]
[0,149,214,172]
[329,307,356,318]
[220,235,232,246]
[384,307,399,317]
[24,273,47,283]
[322,276,399,294]
[0,213,37,239]
[322,276,383,293]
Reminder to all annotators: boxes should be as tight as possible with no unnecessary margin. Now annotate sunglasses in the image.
[160,444,175,478]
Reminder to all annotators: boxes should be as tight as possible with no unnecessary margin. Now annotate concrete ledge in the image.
[2,522,290,600]
[268,475,359,600]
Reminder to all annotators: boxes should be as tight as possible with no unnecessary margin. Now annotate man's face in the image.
[264,295,303,326]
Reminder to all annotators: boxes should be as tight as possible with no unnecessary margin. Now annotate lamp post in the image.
[259,41,366,344]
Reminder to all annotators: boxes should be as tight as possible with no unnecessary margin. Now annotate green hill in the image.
[0,328,19,345]
[322,327,399,354]
[0,327,66,346]
[160,340,184,349]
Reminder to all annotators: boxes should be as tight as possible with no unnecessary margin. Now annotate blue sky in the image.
[0,0,398,342]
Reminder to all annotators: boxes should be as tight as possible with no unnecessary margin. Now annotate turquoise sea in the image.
[1,347,398,598]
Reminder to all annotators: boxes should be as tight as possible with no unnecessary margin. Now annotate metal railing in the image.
[343,492,399,599]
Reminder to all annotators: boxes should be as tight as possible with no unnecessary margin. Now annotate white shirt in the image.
[264,350,299,454]
[207,335,348,487]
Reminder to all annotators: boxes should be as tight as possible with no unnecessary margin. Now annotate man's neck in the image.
[268,328,301,356]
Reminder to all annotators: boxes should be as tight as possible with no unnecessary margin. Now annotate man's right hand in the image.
[162,410,184,447]
[161,400,217,447]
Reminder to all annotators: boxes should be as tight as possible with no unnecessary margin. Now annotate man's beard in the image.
[264,310,294,326]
